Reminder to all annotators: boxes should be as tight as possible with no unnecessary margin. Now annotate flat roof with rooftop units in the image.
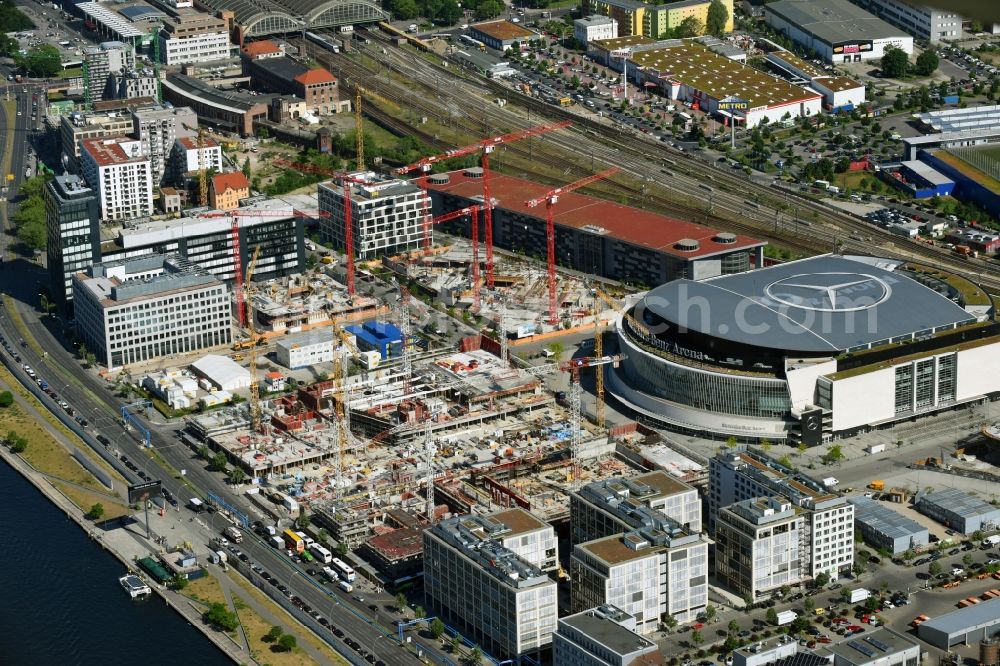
[628,41,820,112]
[847,496,928,554]
[765,0,907,44]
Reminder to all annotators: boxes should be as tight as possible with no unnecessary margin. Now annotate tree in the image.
[0,391,12,408]
[814,572,830,588]
[972,530,985,542]
[468,645,483,665]
[198,444,212,461]
[450,634,462,653]
[766,607,778,625]
[691,629,704,646]
[295,511,310,530]
[664,615,678,632]
[266,625,284,642]
[204,602,239,631]
[475,0,503,20]
[229,467,246,485]
[396,592,408,612]
[914,50,939,76]
[241,158,252,180]
[390,0,419,20]
[704,604,716,622]
[277,633,297,651]
[852,562,865,578]
[335,542,348,557]
[415,605,426,619]
[437,0,462,25]
[210,451,228,472]
[823,444,844,464]
[881,46,908,78]
[15,44,61,77]
[706,0,729,37]
[7,431,27,453]
[430,617,446,639]
[676,15,703,37]
[864,596,880,612]
[963,553,974,567]
[86,503,105,520]
[546,341,565,361]
[726,436,738,449]
[171,573,189,590]
[728,619,740,634]
[804,597,815,613]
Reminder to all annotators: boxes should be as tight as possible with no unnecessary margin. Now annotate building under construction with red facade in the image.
[419,168,766,287]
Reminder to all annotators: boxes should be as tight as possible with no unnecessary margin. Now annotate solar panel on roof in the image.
[864,637,890,652]
[848,641,876,657]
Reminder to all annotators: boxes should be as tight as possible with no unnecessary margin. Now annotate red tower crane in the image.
[273,158,371,297]
[393,121,573,289]
[525,167,620,325]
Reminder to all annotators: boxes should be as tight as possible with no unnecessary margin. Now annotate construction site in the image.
[169,118,718,585]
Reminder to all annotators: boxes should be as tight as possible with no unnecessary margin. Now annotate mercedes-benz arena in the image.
[608,255,1000,443]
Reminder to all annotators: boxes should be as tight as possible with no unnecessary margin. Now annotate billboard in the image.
[128,480,162,504]
[800,409,824,447]
[832,40,872,55]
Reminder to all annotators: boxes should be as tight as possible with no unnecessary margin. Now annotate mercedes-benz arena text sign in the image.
[764,272,892,313]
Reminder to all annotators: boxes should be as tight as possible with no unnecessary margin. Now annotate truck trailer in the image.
[849,588,870,603]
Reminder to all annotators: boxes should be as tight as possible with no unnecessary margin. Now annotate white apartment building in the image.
[80,137,154,222]
[571,471,701,547]
[714,497,804,601]
[318,172,430,260]
[858,0,961,41]
[159,11,231,65]
[45,174,100,304]
[424,513,558,659]
[132,106,198,185]
[554,605,661,666]
[275,330,335,369]
[72,255,231,370]
[574,15,618,46]
[171,136,223,176]
[709,449,854,580]
[571,528,710,635]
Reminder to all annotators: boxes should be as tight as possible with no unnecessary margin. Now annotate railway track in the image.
[301,32,1000,292]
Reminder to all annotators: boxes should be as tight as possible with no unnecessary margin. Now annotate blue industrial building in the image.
[346,321,403,359]
[921,149,1000,218]
[889,160,955,199]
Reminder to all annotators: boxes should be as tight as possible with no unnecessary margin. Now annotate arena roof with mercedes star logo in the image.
[637,255,977,353]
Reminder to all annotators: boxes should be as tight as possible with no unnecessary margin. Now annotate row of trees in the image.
[881,46,939,79]
[383,0,463,24]
[657,0,729,40]
[13,174,50,251]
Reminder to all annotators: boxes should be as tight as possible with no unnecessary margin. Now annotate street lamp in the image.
[371,633,389,663]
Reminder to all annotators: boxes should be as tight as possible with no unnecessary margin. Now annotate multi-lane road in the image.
[0,88,434,665]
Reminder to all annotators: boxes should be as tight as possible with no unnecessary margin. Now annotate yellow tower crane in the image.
[592,285,622,430]
[329,321,361,498]
[245,245,262,433]
[352,85,397,171]
[197,127,209,207]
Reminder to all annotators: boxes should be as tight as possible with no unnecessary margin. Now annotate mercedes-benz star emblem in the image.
[764,273,891,312]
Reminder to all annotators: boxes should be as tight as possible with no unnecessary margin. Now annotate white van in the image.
[338,580,353,593]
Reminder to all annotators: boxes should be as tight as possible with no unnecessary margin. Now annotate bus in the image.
[310,544,333,564]
[331,557,356,582]
[460,35,486,51]
[283,529,304,553]
[58,40,71,48]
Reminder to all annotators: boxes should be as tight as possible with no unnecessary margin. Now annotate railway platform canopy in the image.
[197,0,387,37]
